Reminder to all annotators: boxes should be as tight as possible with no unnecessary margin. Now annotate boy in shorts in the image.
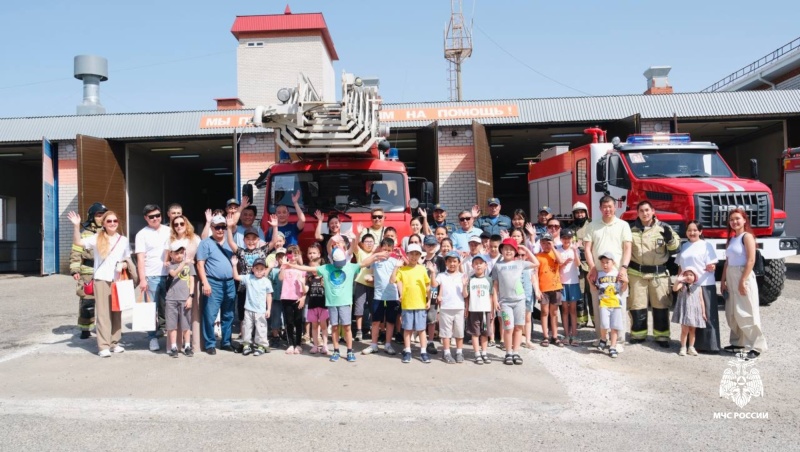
[165,240,196,357]
[536,233,566,347]
[231,256,273,356]
[492,238,537,365]
[359,237,401,355]
[392,244,432,364]
[287,248,361,363]
[431,251,467,364]
[596,252,627,358]
[466,254,495,364]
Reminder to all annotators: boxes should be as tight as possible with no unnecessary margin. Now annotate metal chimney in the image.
[74,55,108,115]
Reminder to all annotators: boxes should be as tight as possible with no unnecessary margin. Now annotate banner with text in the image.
[199,114,254,129]
[379,104,519,122]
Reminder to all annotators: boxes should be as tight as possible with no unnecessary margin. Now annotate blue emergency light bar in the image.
[386,148,399,161]
[626,133,691,145]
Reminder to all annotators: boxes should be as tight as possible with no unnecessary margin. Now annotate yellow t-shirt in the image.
[354,248,374,287]
[395,264,430,310]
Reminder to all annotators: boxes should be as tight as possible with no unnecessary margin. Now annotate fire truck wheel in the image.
[758,258,786,306]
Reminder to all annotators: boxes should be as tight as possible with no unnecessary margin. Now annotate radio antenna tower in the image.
[444,0,473,101]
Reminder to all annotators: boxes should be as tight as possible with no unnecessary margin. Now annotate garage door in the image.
[785,171,800,238]
[473,121,493,207]
[77,135,127,233]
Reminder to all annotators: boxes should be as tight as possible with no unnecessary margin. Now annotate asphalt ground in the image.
[0,257,798,450]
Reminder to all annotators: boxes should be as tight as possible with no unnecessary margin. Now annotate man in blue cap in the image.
[474,198,512,236]
[422,204,456,236]
[534,206,553,239]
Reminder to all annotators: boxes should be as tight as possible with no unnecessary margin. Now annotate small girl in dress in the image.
[671,268,707,356]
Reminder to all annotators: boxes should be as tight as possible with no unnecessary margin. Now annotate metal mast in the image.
[444,0,473,101]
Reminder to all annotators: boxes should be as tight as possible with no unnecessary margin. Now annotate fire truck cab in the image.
[529,129,799,305]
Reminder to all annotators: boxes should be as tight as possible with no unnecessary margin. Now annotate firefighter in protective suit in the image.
[69,202,107,339]
[568,202,591,328]
[628,201,679,347]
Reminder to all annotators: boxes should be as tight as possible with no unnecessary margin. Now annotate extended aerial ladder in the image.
[251,72,390,155]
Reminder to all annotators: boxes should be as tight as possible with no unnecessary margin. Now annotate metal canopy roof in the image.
[384,89,800,128]
[2,90,800,143]
[0,109,269,144]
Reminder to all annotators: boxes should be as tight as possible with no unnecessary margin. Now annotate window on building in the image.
[576,158,588,195]
[246,42,264,47]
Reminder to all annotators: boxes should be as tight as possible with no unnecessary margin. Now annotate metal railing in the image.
[702,37,800,92]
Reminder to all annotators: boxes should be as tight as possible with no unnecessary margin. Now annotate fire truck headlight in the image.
[277,88,292,103]
[611,136,621,146]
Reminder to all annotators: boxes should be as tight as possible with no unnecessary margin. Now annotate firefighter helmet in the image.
[87,202,108,220]
[572,201,588,213]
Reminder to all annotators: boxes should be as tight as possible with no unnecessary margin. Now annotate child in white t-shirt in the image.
[559,230,582,346]
[466,255,495,364]
[431,251,467,364]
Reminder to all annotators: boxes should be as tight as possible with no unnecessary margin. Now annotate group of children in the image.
[159,208,708,364]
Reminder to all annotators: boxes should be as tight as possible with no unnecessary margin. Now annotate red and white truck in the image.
[244,73,431,250]
[528,128,799,304]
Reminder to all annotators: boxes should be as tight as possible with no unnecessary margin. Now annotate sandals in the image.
[512,354,523,365]
[540,339,550,347]
[571,337,580,347]
[503,354,514,365]
[310,346,319,354]
[597,340,607,352]
[553,337,565,348]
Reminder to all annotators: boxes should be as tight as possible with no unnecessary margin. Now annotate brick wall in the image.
[239,133,275,222]
[237,34,334,107]
[641,119,671,133]
[437,126,477,211]
[57,140,77,273]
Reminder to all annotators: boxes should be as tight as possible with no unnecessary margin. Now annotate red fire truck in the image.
[528,128,798,305]
[244,73,431,249]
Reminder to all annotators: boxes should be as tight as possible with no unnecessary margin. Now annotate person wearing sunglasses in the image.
[359,207,386,243]
[166,215,202,352]
[135,204,172,352]
[451,210,483,253]
[68,209,135,357]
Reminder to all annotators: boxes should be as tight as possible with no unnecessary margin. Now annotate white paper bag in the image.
[132,301,156,332]
[114,279,136,311]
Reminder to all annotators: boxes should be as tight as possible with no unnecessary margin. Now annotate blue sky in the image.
[0,0,797,118]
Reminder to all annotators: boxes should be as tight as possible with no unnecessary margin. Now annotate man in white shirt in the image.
[136,204,172,351]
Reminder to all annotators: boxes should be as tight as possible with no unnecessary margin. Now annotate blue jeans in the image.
[202,277,236,350]
[146,276,167,339]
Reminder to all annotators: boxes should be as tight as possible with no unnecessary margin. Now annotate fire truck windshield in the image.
[268,171,406,214]
[623,149,733,179]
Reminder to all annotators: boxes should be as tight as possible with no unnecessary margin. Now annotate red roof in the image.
[231,12,338,60]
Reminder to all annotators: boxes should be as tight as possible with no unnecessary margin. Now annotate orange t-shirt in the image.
[536,250,563,292]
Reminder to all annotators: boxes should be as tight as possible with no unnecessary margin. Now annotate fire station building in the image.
[1,9,800,274]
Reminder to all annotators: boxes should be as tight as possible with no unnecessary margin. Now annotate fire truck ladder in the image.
[252,72,389,155]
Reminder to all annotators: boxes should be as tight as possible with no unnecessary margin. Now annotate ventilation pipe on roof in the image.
[74,55,108,115]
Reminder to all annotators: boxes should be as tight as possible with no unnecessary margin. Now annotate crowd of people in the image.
[67,193,768,363]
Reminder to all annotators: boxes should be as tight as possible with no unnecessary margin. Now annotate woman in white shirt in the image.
[68,210,132,357]
[676,221,720,353]
[720,209,767,360]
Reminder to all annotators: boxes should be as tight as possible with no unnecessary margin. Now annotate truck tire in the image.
[757,258,786,306]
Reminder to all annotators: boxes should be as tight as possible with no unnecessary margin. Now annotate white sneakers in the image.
[98,349,111,358]
[149,338,160,351]
[110,345,125,353]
